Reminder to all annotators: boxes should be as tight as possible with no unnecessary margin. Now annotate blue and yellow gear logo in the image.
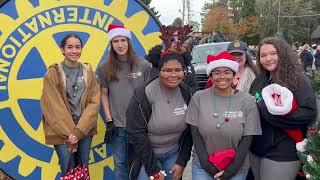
[0,0,161,179]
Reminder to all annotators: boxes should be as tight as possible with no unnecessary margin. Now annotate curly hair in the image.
[244,51,259,76]
[145,45,163,68]
[257,37,302,91]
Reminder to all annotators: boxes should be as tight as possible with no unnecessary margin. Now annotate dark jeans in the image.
[54,136,92,175]
[137,146,179,180]
[111,127,128,180]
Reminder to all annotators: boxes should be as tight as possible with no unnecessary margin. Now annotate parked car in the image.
[191,42,255,90]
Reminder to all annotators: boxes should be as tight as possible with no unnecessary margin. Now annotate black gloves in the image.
[104,120,116,144]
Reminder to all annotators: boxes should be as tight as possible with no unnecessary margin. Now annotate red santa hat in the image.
[107,24,131,41]
[206,51,239,76]
[261,83,307,152]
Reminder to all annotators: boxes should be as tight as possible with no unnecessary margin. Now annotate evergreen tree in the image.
[240,0,256,18]
[299,120,320,180]
[172,17,183,27]
[0,0,7,6]
[139,0,160,17]
[299,70,320,180]
[239,0,259,44]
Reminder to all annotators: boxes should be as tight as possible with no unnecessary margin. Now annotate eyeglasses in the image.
[211,70,234,77]
[161,68,184,74]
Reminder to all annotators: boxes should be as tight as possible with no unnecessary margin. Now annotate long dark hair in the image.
[245,52,259,76]
[257,37,302,91]
[102,38,139,82]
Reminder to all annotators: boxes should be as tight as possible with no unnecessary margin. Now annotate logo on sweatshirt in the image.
[0,1,161,179]
[173,104,188,116]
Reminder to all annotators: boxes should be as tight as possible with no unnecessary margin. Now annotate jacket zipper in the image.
[138,104,148,126]
[129,102,148,179]
[129,159,137,180]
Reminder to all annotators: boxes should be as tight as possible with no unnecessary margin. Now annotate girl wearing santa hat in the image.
[185,51,262,180]
[205,40,259,93]
[97,24,151,180]
[249,37,317,180]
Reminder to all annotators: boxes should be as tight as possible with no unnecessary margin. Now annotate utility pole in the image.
[182,0,185,25]
[186,0,191,24]
[277,0,281,33]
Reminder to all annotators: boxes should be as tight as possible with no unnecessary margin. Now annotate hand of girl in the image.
[214,170,224,180]
[170,164,185,180]
[68,134,78,144]
[68,146,77,153]
[67,143,78,153]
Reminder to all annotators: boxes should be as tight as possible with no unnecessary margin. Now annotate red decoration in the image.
[151,172,161,180]
[225,117,230,122]
[159,25,192,56]
[60,165,90,180]
[208,149,236,170]
[308,127,320,136]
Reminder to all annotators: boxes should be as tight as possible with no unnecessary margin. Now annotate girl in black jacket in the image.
[127,25,193,180]
[249,37,317,180]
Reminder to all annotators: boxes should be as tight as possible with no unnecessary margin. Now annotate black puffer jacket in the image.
[126,77,193,179]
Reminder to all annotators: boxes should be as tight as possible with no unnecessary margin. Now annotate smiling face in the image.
[111,36,129,56]
[259,44,279,72]
[210,67,235,90]
[61,37,82,63]
[159,60,184,89]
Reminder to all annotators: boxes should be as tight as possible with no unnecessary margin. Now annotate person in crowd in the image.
[97,24,151,180]
[205,40,259,93]
[314,44,320,70]
[40,34,100,176]
[146,25,198,94]
[300,43,314,71]
[185,51,261,180]
[212,31,225,43]
[127,25,193,180]
[311,44,317,56]
[249,37,317,180]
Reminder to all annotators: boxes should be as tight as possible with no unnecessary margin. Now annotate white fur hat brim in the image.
[206,59,239,76]
[108,28,131,40]
[262,83,294,115]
